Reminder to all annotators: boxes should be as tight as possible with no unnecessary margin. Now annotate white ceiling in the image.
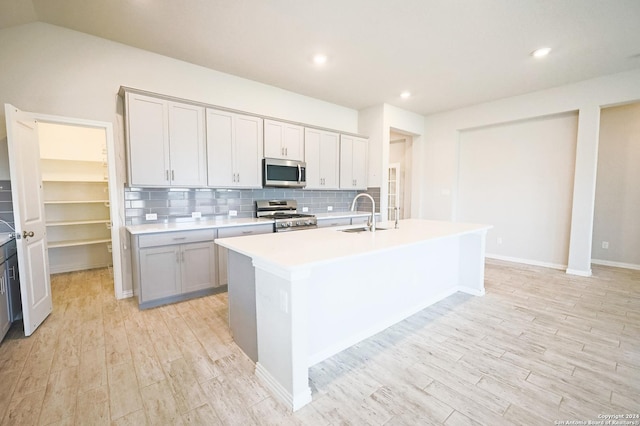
[2,0,640,116]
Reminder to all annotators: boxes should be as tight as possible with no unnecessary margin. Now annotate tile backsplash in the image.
[0,180,381,228]
[0,181,15,233]
[125,186,381,225]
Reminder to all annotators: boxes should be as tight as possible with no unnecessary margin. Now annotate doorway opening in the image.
[5,104,123,336]
[38,122,114,275]
[33,116,123,299]
[388,131,413,220]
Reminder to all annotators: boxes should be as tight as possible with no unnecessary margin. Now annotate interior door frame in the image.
[32,112,124,299]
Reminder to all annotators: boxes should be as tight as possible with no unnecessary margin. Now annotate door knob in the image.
[23,230,34,238]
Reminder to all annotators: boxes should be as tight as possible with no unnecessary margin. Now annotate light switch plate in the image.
[327,206,333,211]
[302,207,309,212]
[191,212,202,218]
[229,210,238,217]
[145,213,157,221]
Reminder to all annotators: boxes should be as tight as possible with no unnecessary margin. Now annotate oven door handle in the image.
[297,164,302,183]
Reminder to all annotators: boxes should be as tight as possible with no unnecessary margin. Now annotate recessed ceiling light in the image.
[313,54,327,65]
[532,47,552,58]
[400,91,411,99]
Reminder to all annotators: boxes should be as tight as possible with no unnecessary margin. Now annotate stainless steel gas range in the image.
[256,200,317,232]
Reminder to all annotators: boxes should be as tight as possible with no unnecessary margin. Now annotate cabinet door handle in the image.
[281,147,285,156]
[176,252,180,263]
[237,173,240,182]
[171,170,175,181]
[9,266,15,280]
[166,170,169,181]
[285,147,288,156]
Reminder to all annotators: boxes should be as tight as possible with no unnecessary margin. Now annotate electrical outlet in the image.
[229,210,238,217]
[602,241,609,249]
[302,207,309,213]
[497,237,503,245]
[327,206,333,211]
[191,211,202,219]
[145,213,157,221]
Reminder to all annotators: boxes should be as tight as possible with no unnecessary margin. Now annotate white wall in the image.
[0,22,359,293]
[389,131,413,219]
[457,112,578,268]
[592,102,640,268]
[359,104,424,220]
[422,68,640,275]
[38,122,105,161]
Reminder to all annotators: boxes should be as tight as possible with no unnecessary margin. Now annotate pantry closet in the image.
[38,123,113,274]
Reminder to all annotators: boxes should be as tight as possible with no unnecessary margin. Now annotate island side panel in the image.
[253,265,312,411]
[227,250,258,362]
[457,228,489,296]
[306,236,461,366]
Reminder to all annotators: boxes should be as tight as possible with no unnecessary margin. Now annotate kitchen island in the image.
[215,219,491,411]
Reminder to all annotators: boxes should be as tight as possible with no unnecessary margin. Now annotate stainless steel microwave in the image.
[263,158,306,188]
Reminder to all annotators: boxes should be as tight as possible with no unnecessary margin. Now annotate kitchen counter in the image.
[0,233,14,246]
[216,218,491,411]
[314,211,377,220]
[125,211,375,235]
[126,217,271,235]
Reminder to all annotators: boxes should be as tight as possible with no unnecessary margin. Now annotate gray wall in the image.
[456,112,579,268]
[0,181,13,232]
[592,102,640,267]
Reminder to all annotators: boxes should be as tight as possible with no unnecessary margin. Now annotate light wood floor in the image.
[0,261,638,425]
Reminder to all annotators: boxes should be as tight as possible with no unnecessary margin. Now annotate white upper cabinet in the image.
[339,135,368,190]
[264,119,304,161]
[304,128,339,189]
[207,109,263,188]
[125,92,206,187]
[167,102,207,186]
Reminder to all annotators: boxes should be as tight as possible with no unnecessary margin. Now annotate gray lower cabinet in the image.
[217,223,273,286]
[5,253,21,322]
[131,229,218,309]
[0,262,10,341]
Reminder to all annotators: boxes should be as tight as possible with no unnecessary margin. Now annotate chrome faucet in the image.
[350,193,376,232]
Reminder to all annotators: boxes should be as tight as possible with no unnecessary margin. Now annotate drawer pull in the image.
[172,237,187,240]
[241,231,253,235]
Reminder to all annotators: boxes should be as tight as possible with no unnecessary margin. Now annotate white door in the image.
[4,104,53,336]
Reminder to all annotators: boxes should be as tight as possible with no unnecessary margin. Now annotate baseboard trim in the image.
[485,254,567,270]
[255,362,311,412]
[565,268,592,277]
[591,259,640,271]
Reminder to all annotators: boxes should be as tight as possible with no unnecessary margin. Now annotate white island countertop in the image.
[216,218,491,270]
[220,218,492,411]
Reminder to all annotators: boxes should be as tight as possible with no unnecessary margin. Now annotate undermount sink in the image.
[339,226,389,233]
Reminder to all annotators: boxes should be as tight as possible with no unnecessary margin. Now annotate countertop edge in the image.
[126,211,376,235]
